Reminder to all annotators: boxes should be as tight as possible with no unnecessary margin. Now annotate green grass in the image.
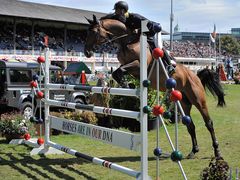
[0,84,240,179]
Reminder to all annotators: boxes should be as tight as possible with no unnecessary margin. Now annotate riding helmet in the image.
[114,1,129,11]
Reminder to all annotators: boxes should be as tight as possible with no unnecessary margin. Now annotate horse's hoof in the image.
[186,152,195,159]
[128,83,135,89]
[215,150,222,159]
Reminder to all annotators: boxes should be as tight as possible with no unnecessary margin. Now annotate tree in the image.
[218,35,240,55]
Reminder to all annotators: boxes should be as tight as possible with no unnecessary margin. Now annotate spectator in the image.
[224,56,233,80]
[233,69,240,84]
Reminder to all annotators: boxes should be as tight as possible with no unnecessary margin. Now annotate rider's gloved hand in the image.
[147,21,162,33]
[153,23,162,33]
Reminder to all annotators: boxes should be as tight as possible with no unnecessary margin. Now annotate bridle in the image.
[90,20,129,46]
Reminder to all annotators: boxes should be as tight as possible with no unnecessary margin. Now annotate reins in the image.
[106,34,129,43]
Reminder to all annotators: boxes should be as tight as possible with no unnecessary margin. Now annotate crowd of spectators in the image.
[0,21,218,58]
[0,21,84,53]
[0,21,14,50]
[163,40,216,58]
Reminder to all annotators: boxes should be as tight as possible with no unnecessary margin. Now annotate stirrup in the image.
[167,65,175,76]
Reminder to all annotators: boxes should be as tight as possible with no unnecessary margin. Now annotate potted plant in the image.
[0,111,35,142]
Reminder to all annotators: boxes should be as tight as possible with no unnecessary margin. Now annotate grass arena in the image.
[0,84,239,179]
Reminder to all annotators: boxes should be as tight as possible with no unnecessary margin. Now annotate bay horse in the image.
[84,15,225,158]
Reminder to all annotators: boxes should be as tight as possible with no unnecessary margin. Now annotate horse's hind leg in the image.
[181,94,199,158]
[198,105,221,157]
[186,86,221,158]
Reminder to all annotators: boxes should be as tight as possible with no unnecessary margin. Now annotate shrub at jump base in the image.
[200,157,229,180]
[0,111,35,142]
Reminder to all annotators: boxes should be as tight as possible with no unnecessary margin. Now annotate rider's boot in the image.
[162,48,175,75]
[147,37,155,51]
[148,33,175,75]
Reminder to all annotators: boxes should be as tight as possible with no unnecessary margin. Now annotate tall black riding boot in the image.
[162,48,175,75]
[162,48,172,65]
[147,38,156,51]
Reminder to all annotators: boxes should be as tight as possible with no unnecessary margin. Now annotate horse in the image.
[84,15,225,158]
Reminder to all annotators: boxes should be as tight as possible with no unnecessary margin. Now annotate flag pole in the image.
[218,32,221,64]
[208,34,211,59]
[213,24,217,68]
[170,0,174,51]
[214,38,217,67]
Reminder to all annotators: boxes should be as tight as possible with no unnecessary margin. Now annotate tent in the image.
[64,62,91,75]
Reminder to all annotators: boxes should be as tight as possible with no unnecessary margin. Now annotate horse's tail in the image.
[197,68,226,107]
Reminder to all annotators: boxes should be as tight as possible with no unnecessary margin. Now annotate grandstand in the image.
[173,31,230,42]
[0,0,219,72]
[0,0,114,70]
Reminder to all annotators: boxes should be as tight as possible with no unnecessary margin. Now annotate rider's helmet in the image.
[114,1,129,11]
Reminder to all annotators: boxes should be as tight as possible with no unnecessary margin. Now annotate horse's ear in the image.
[93,14,99,24]
[85,16,93,24]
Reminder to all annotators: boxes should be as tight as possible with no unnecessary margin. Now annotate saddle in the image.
[126,32,140,45]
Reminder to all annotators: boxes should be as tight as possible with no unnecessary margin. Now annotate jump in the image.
[84,15,226,158]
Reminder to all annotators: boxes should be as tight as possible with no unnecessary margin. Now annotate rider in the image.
[100,1,173,68]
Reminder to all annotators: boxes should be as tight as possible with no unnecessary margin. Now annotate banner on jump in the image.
[50,116,141,151]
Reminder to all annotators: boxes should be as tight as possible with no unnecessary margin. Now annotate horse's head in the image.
[84,15,112,58]
[84,15,129,58]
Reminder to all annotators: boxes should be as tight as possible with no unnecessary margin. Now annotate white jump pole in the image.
[44,47,51,151]
[156,48,161,179]
[140,20,149,180]
[45,99,140,120]
[46,84,139,97]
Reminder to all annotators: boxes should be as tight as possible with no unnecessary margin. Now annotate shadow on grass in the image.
[0,152,97,180]
[100,153,170,163]
[0,138,172,179]
[0,151,172,179]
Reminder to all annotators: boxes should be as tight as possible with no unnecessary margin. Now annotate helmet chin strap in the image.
[124,12,129,18]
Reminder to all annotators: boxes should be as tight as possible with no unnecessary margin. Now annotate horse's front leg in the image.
[112,60,140,87]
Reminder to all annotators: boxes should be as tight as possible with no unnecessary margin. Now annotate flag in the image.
[210,24,216,43]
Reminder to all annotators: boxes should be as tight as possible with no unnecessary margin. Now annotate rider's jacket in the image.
[100,13,161,37]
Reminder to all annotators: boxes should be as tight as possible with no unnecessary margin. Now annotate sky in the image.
[22,0,239,34]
